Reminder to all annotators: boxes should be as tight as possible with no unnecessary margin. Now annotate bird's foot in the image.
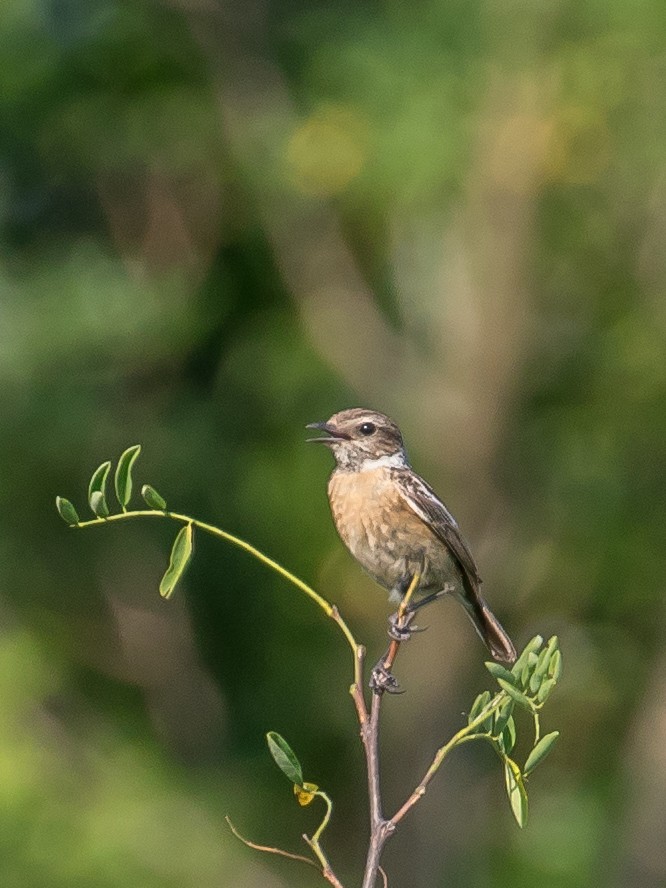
[387,609,427,641]
[369,661,403,694]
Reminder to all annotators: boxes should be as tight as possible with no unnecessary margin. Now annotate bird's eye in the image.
[359,422,376,436]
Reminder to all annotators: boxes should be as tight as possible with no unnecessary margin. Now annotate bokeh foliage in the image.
[1,0,665,885]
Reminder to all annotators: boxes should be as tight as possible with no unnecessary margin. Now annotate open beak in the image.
[305,421,350,444]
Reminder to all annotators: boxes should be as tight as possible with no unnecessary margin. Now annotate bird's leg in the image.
[386,567,427,641]
[371,581,455,690]
[369,570,422,694]
[404,582,455,615]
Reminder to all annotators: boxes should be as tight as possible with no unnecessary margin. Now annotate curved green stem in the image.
[532,710,541,746]
[75,510,359,657]
[311,791,333,848]
[303,792,344,887]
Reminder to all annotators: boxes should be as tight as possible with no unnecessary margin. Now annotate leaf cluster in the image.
[466,635,562,827]
[56,446,192,599]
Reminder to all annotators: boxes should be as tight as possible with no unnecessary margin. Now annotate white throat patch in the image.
[358,452,407,472]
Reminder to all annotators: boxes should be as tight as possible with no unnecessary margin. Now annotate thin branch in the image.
[358,571,421,888]
[227,814,345,887]
[350,644,369,726]
[303,834,345,888]
[303,790,342,888]
[305,790,344,885]
[75,509,359,660]
[389,693,506,827]
[80,509,354,884]
[225,816,318,868]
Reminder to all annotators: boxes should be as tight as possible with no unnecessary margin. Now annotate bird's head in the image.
[306,408,408,471]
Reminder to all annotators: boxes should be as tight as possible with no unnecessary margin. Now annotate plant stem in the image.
[389,693,505,826]
[304,792,345,888]
[360,692,393,888]
[358,571,421,888]
[75,509,359,658]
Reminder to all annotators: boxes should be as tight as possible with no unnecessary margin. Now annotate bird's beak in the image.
[305,421,350,444]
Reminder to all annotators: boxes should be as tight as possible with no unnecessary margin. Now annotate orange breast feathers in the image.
[327,466,439,588]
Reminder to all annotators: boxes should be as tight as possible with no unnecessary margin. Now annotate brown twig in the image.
[359,572,421,888]
[226,801,348,888]
[225,816,318,868]
[303,834,346,888]
[389,693,505,827]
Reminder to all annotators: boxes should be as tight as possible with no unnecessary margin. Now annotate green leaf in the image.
[537,677,556,703]
[521,652,539,688]
[498,679,533,711]
[88,461,111,510]
[511,635,543,682]
[485,661,517,686]
[141,484,167,511]
[501,717,516,754]
[493,698,515,735]
[524,731,560,776]
[544,635,559,660]
[56,496,80,525]
[114,445,141,510]
[504,758,528,828]
[159,523,194,599]
[468,690,491,725]
[266,732,304,786]
[529,645,553,693]
[548,650,562,682]
[89,491,109,518]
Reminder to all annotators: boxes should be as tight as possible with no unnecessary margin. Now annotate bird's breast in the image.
[327,467,448,591]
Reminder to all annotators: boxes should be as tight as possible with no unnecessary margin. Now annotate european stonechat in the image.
[307,408,516,664]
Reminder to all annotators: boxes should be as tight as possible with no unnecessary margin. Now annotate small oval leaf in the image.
[88,460,111,508]
[501,716,517,754]
[537,677,556,704]
[493,698,515,735]
[504,758,528,828]
[89,490,109,518]
[498,678,534,711]
[544,634,559,659]
[159,523,194,599]
[114,445,141,509]
[486,661,518,686]
[141,484,167,511]
[520,652,539,688]
[468,690,491,725]
[294,781,319,806]
[530,646,552,693]
[548,650,562,682]
[511,635,543,681]
[56,496,80,525]
[267,732,303,786]
[524,731,559,776]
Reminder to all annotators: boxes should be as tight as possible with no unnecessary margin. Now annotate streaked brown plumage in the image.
[307,408,516,664]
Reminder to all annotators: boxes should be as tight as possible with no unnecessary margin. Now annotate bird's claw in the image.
[370,663,403,694]
[387,610,427,642]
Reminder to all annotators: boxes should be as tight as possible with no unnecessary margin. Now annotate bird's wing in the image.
[391,468,482,589]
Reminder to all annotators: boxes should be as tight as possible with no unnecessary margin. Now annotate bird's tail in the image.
[455,590,517,664]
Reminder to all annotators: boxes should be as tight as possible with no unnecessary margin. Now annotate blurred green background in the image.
[2,0,666,885]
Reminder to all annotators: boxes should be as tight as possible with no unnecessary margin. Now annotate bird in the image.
[306,408,516,664]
